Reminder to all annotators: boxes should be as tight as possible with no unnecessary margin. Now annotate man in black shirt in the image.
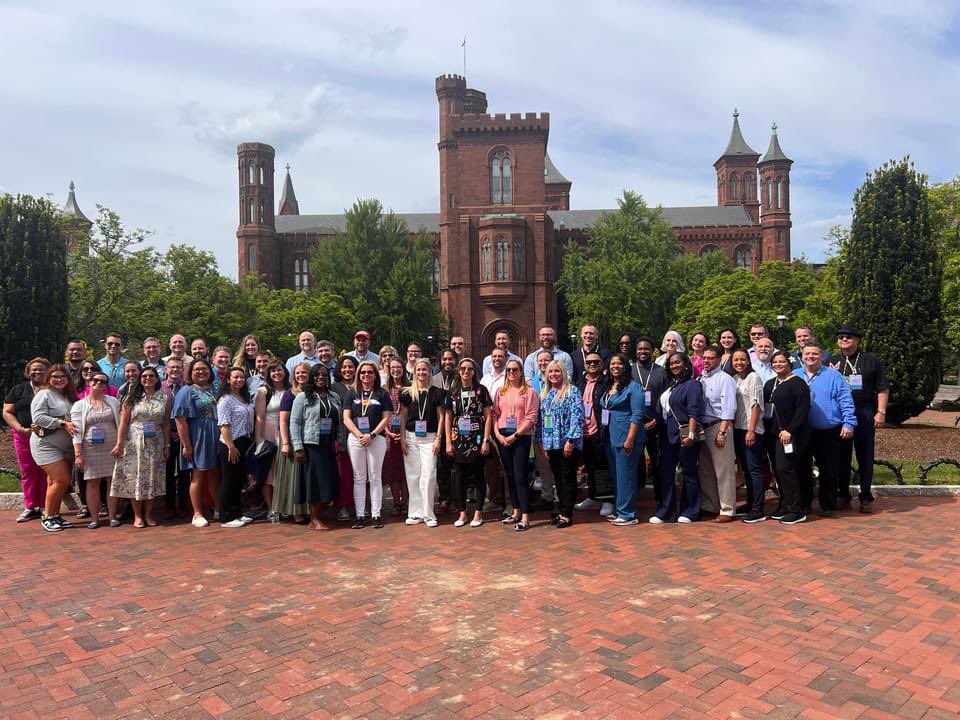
[631,337,669,495]
[830,324,889,513]
[571,324,612,383]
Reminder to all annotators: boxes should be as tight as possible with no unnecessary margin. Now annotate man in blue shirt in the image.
[523,326,573,382]
[793,344,856,516]
[698,347,739,521]
[97,332,128,391]
[286,331,322,376]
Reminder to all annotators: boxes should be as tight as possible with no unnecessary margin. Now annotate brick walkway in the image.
[2,497,960,719]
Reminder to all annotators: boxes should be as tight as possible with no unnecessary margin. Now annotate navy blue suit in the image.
[655,379,704,521]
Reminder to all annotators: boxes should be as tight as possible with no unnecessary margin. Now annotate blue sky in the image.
[2,0,959,275]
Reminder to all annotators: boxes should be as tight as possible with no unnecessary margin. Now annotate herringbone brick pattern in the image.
[2,497,959,718]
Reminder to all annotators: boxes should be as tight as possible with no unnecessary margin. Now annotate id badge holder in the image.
[505,416,518,432]
[544,414,554,431]
[319,417,333,435]
[784,442,794,455]
[848,374,863,390]
[644,390,652,406]
[142,421,157,438]
[357,416,371,433]
[458,417,472,435]
[390,415,401,432]
[90,426,106,445]
[415,420,428,437]
[763,403,774,420]
[601,409,610,426]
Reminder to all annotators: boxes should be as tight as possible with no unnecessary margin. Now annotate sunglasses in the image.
[750,332,765,337]
[358,370,376,376]
[585,359,601,365]
[506,367,521,373]
[90,378,107,386]
[81,367,97,373]
[837,334,855,340]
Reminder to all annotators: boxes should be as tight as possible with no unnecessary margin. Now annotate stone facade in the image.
[236,75,793,358]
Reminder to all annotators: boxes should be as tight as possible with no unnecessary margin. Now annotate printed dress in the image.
[112,394,167,500]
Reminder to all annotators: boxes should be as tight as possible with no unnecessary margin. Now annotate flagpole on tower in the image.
[462,35,466,77]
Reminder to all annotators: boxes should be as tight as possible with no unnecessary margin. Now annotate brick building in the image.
[237,74,793,358]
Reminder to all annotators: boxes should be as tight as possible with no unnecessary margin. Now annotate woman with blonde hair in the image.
[536,361,584,528]
[232,334,261,377]
[377,345,399,384]
[398,358,446,527]
[493,358,539,531]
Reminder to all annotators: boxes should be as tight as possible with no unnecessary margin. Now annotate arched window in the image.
[259,165,265,185]
[699,244,720,257]
[248,199,255,224]
[259,200,265,224]
[729,174,739,202]
[294,257,309,291]
[481,239,492,281]
[744,175,754,200]
[432,255,440,295]
[247,244,257,273]
[513,239,522,280]
[776,178,784,209]
[248,164,255,185]
[734,245,752,269]
[772,178,780,210]
[490,149,512,205]
[766,178,773,209]
[495,236,509,280]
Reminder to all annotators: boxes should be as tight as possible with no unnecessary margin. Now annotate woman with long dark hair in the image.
[444,358,492,528]
[31,364,80,532]
[617,333,637,367]
[72,369,122,528]
[432,348,458,514]
[763,350,811,525]
[601,353,645,526]
[110,365,170,527]
[216,367,255,527]
[731,349,767,523]
[718,327,741,375]
[173,358,220,528]
[3,357,51,522]
[254,360,288,514]
[343,360,393,529]
[689,332,709,378]
[291,364,341,530]
[273,362,311,523]
[382,357,409,516]
[331,356,358,522]
[493,358,538,530]
[652,352,704,523]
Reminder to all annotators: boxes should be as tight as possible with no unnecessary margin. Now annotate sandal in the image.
[501,514,519,524]
[515,520,530,532]
[556,517,572,529]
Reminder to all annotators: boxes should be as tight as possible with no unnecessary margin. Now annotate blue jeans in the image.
[604,440,642,520]
[734,428,767,513]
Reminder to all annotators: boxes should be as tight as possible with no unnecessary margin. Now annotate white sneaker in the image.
[648,516,665,524]
[239,515,255,525]
[677,516,693,524]
[405,517,423,525]
[575,498,602,511]
[470,518,484,528]
[425,519,438,528]
[599,502,615,517]
[191,516,209,528]
[221,519,246,528]
[454,518,467,527]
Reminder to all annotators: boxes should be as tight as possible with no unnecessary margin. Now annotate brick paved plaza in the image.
[2,496,960,719]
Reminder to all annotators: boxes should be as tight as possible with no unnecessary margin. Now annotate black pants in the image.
[582,432,613,500]
[548,447,581,519]
[798,426,841,513]
[218,436,252,522]
[437,452,454,503]
[836,405,876,502]
[638,426,659,493]
[499,435,532,514]
[452,462,486,513]
[773,436,806,515]
[165,441,191,512]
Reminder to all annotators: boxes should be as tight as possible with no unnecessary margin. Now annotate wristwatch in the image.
[718,431,727,437]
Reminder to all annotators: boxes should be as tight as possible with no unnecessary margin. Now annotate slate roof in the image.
[276,213,441,234]
[62,181,91,223]
[761,126,792,163]
[278,166,299,215]
[544,152,570,184]
[719,111,758,158]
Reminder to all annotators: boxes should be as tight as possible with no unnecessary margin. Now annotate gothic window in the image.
[734,245,752,269]
[259,200,265,224]
[729,174,739,202]
[744,175,754,200]
[766,178,773,209]
[495,236,509,280]
[432,255,440,295]
[513,239,522,280]
[248,163,255,185]
[481,239,492,281]
[699,244,720,257]
[259,165,265,185]
[247,244,257,273]
[776,178,784,209]
[490,149,512,205]
[248,199,255,224]
[294,257,309,291]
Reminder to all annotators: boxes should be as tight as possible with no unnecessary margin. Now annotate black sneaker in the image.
[16,507,41,523]
[742,511,767,524]
[770,507,787,520]
[76,506,91,520]
[351,516,366,529]
[372,516,384,529]
[41,516,64,533]
[779,513,807,525]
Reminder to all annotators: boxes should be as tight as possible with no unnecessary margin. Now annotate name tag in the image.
[357,416,370,432]
[644,390,652,406]
[847,374,863,390]
[142,421,157,438]
[544,414,554,431]
[320,417,333,435]
[390,415,401,432]
[783,442,794,454]
[458,417,473,435]
[90,426,106,445]
[505,416,518,431]
[415,420,428,437]
[601,409,610,426]
[764,403,774,420]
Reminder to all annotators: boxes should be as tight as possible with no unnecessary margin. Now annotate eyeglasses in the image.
[50,374,67,380]
[90,378,107,386]
[358,370,376,376]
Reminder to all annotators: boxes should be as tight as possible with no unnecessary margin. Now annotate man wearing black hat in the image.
[830,324,889,514]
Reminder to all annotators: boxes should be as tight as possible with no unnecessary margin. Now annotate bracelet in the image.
[878,411,886,415]
[718,431,727,437]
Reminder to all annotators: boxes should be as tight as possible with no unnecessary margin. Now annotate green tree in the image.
[309,199,445,349]
[793,226,847,347]
[0,194,68,393]
[672,250,734,301]
[843,158,942,424]
[928,177,960,377]
[557,191,680,345]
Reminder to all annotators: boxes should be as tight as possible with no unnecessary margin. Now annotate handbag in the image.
[666,397,705,442]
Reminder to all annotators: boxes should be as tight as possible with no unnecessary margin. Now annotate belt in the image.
[700,419,722,429]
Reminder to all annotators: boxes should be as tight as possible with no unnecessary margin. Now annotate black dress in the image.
[298,394,340,505]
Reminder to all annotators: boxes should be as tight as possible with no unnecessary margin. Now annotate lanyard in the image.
[635,365,651,390]
[844,352,860,375]
[318,395,331,417]
[359,390,371,417]
[417,390,429,420]
[770,374,795,399]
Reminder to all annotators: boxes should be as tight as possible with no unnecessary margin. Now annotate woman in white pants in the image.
[399,359,446,527]
[342,361,393,529]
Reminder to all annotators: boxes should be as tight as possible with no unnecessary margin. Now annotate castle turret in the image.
[758,123,793,262]
[62,180,92,253]
[236,142,278,286]
[278,164,299,216]
[714,110,760,223]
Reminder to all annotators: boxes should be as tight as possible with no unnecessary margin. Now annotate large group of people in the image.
[3,320,889,534]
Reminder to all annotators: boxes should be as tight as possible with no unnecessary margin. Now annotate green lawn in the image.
[869,460,960,485]
[0,472,21,492]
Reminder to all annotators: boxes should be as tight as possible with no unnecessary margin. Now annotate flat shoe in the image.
[470,519,483,528]
[109,519,122,528]
[515,520,530,532]
[454,518,467,528]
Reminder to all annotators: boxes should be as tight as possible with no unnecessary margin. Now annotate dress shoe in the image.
[837,497,852,511]
[715,514,734,523]
[859,500,873,514]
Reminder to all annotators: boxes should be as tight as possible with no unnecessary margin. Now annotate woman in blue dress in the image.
[601,353,645,526]
[172,358,220,528]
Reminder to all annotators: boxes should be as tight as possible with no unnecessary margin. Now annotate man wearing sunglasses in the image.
[571,324,612,383]
[97,332,128,391]
[830,325,888,514]
[746,324,777,365]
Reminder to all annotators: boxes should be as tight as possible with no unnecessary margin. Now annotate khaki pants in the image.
[698,424,736,516]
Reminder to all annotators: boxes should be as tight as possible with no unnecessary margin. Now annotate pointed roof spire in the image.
[720,108,758,158]
[278,163,300,216]
[761,122,792,163]
[62,180,91,223]
[544,152,570,185]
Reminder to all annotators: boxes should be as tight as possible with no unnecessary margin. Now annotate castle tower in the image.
[61,180,92,254]
[435,74,553,359]
[544,152,571,211]
[236,142,278,286]
[714,110,760,223]
[757,124,793,262]
[278,164,299,216]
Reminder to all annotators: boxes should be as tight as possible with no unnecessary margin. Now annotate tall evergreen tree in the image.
[0,194,68,394]
[843,158,942,424]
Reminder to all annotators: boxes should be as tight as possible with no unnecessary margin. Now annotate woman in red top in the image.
[493,359,540,531]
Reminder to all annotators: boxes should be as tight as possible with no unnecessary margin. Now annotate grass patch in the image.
[869,460,960,485]
[0,471,22,492]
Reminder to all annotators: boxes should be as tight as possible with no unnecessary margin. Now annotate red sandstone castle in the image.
[237,74,793,357]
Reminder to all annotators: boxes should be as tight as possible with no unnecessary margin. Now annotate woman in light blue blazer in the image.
[601,352,645,526]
